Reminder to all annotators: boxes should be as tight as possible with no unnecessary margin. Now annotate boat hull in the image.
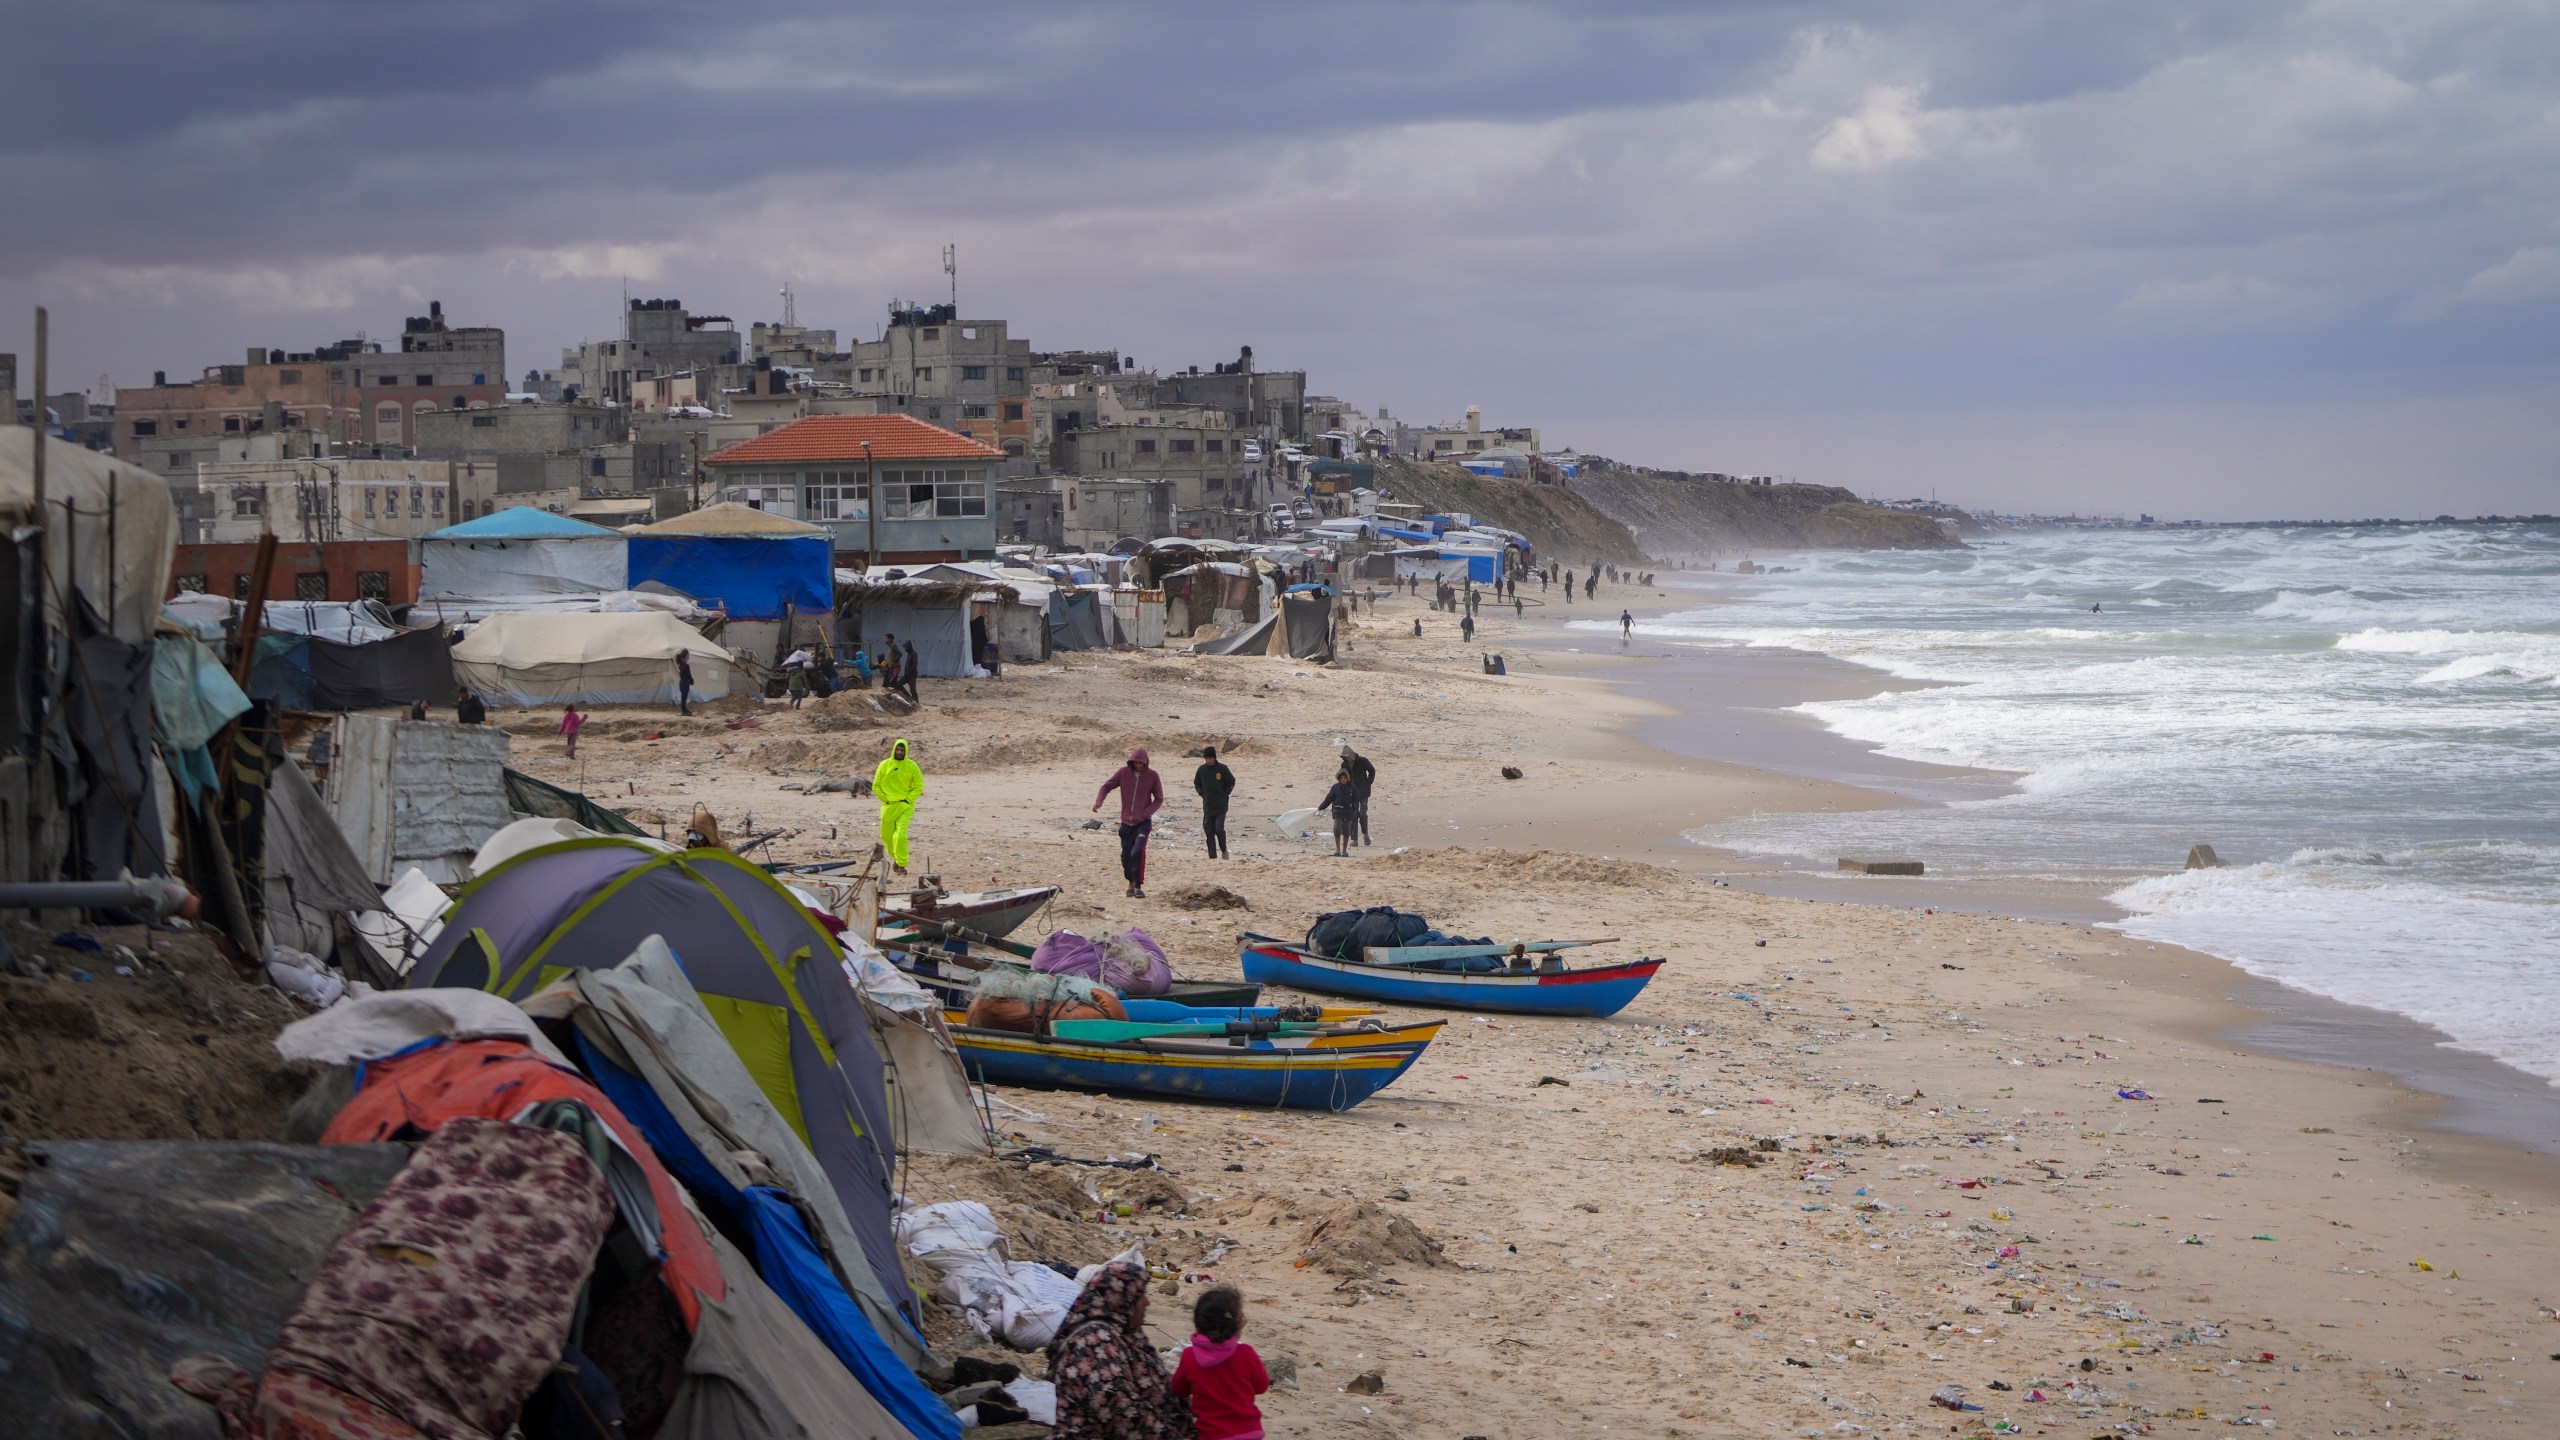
[1239,940,1659,1018]
[882,885,1059,940]
[950,1028,1426,1111]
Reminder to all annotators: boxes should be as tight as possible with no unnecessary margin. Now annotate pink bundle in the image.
[1029,927,1173,995]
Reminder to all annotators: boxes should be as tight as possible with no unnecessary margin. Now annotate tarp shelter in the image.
[1280,588,1337,662]
[417,507,627,600]
[451,609,731,706]
[838,572,1014,678]
[1160,562,1262,638]
[2,429,175,885]
[502,767,651,837]
[1047,589,1108,651]
[404,838,920,1360]
[304,623,455,710]
[627,504,834,621]
[908,562,1054,663]
[323,714,516,884]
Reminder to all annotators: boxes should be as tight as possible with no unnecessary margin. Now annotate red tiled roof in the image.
[703,414,1005,466]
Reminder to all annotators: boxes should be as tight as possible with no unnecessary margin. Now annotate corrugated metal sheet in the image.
[392,722,515,882]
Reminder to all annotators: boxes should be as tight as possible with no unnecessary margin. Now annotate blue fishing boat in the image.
[948,1024,1430,1111]
[1238,934,1661,1018]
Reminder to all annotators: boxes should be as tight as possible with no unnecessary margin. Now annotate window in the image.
[1003,401,1024,421]
[927,406,942,419]
[961,365,987,381]
[232,572,253,599]
[917,367,933,382]
[294,573,328,601]
[174,573,207,593]
[1172,438,1195,453]
[131,420,156,437]
[165,452,192,469]
[471,413,497,427]
[802,470,870,521]
[1206,438,1223,453]
[1136,439,1157,454]
[920,328,939,340]
[376,403,404,437]
[416,375,433,386]
[962,404,990,419]
[174,418,189,430]
[590,457,607,477]
[225,416,241,432]
[379,375,400,386]
[233,488,262,518]
[432,488,446,517]
[356,570,389,600]
[410,486,424,518]
[451,395,468,408]
[1007,367,1024,382]
[471,373,485,385]
[858,368,874,382]
[364,488,377,518]
[733,484,793,513]
[278,369,302,384]
[1002,439,1026,457]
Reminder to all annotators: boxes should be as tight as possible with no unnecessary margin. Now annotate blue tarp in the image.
[627,535,833,621]
[1376,526,1438,544]
[579,1039,958,1440]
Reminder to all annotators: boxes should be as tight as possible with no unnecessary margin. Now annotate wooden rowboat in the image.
[880,884,1059,940]
[948,1025,1430,1111]
[1238,933,1661,1018]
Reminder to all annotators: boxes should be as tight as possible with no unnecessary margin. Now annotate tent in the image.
[628,504,834,621]
[839,573,1016,678]
[304,624,455,710]
[502,767,651,837]
[417,507,627,600]
[403,838,919,1361]
[451,610,731,706]
[1280,589,1337,663]
[1047,589,1109,651]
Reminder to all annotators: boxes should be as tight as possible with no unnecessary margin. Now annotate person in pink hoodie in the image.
[1091,747,1165,898]
[1169,1286,1268,1440]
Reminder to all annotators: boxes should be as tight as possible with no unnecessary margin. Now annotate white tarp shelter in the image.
[418,508,627,600]
[450,611,732,708]
[323,715,517,885]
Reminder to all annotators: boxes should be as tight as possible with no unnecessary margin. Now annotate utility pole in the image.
[944,244,957,313]
[862,440,877,566]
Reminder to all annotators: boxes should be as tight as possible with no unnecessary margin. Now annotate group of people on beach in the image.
[1048,1270,1270,1440]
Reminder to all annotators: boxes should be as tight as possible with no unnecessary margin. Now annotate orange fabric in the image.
[704,414,1004,466]
[319,1038,723,1328]
[963,990,1128,1033]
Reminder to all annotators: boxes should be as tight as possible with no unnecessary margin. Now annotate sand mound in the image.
[900,1153,1193,1269]
[1162,884,1251,912]
[1298,1199,1448,1277]
[1375,846,1683,890]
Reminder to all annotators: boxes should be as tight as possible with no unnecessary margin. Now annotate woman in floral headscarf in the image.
[1048,1261,1194,1440]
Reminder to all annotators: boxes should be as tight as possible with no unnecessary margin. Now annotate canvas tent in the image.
[838,571,1016,678]
[417,507,627,600]
[403,838,921,1362]
[1280,586,1337,662]
[451,609,731,706]
[627,504,834,621]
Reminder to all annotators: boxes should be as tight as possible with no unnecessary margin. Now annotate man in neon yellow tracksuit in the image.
[872,737,923,872]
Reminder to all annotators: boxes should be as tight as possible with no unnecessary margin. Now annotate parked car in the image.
[1291,498,1316,518]
[1240,439,1263,462]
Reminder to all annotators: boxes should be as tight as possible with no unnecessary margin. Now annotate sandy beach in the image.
[506,578,2560,1437]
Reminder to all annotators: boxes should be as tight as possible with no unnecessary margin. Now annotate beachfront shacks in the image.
[417,507,628,602]
[450,609,732,706]
[627,502,836,658]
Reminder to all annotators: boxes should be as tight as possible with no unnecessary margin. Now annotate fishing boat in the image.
[880,883,1058,940]
[948,1024,1430,1111]
[940,1010,1441,1053]
[880,927,1263,1010]
[1237,934,1661,1018]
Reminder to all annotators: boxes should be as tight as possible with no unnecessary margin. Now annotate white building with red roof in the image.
[702,414,1004,563]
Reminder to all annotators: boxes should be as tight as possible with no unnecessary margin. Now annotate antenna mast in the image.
[943,244,957,312]
[780,280,797,328]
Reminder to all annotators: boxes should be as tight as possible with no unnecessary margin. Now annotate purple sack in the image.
[1030,927,1173,995]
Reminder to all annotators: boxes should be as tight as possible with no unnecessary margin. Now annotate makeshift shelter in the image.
[303,624,455,710]
[417,507,627,601]
[1,429,175,886]
[837,570,1018,678]
[1160,562,1261,637]
[403,839,919,1357]
[322,714,515,884]
[907,563,1053,663]
[450,609,731,706]
[1280,586,1338,663]
[502,767,651,837]
[1046,588,1110,651]
[628,504,835,660]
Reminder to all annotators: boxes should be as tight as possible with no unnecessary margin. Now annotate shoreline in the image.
[1513,571,2560,1164]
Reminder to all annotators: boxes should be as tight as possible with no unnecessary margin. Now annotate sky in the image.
[4,0,2556,520]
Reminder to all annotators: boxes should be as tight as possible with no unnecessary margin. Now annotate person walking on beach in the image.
[877,634,900,696]
[1513,594,1523,619]
[557,703,586,759]
[1620,608,1634,640]
[455,688,486,725]
[1194,746,1236,859]
[675,650,695,716]
[1094,748,1165,897]
[1460,612,1475,643]
[1339,743,1376,846]
[901,639,922,704]
[873,737,923,873]
[1319,768,1360,857]
[1584,571,1597,600]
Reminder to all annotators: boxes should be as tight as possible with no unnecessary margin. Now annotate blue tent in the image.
[419,508,624,542]
[627,504,833,621]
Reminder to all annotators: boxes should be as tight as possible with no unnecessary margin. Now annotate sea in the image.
[1595,524,2560,1088]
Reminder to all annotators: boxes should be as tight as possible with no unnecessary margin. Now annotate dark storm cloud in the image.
[5,1,2556,515]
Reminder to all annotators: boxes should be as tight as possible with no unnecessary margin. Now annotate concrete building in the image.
[1395,404,1539,460]
[1047,419,1259,534]
[116,301,506,457]
[170,538,418,604]
[197,458,460,544]
[702,413,1005,563]
[1144,348,1308,439]
[551,298,741,405]
[806,306,1035,457]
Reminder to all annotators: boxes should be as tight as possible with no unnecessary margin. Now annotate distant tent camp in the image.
[450,610,731,706]
[417,507,628,600]
[627,503,834,622]
[402,838,922,1363]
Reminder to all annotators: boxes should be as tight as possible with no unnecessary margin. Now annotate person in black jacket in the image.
[1338,743,1377,846]
[1194,746,1237,859]
[901,639,922,703]
[454,688,487,725]
[1319,768,1359,857]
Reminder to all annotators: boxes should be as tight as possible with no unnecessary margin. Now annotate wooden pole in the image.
[230,532,279,687]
